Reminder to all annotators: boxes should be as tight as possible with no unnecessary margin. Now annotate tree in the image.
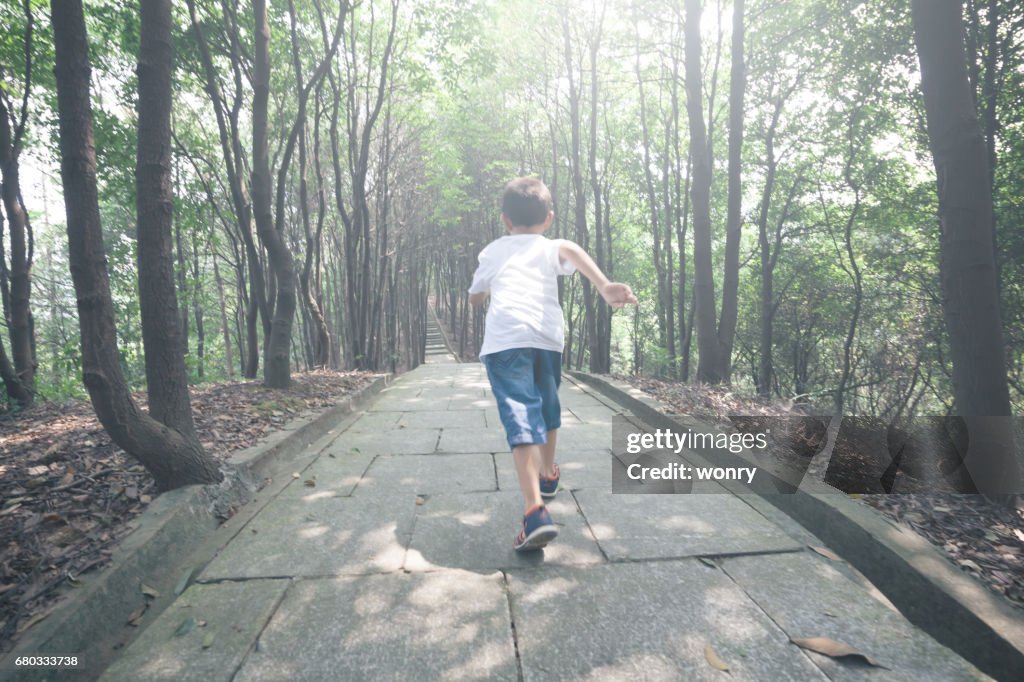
[911,0,1020,494]
[718,0,745,383]
[683,0,723,384]
[51,0,222,489]
[0,0,36,406]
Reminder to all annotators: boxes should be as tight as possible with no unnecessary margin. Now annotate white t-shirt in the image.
[468,234,576,358]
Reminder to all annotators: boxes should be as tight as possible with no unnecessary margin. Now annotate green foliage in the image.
[10,0,1024,417]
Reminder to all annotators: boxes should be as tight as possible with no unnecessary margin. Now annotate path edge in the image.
[0,374,390,680]
[567,369,1024,682]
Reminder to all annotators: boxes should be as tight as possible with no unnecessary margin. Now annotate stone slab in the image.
[330,428,440,455]
[720,552,988,681]
[276,452,375,498]
[344,410,404,433]
[494,450,614,492]
[506,561,827,681]
[398,409,488,429]
[567,406,619,425]
[446,395,496,411]
[353,454,496,496]
[369,394,451,411]
[405,492,605,571]
[99,579,289,682]
[200,494,414,579]
[572,489,802,561]
[234,571,517,682]
[437,428,510,454]
[556,422,613,451]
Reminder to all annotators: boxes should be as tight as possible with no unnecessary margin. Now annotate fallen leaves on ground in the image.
[863,493,1024,609]
[0,369,375,648]
[620,375,1024,612]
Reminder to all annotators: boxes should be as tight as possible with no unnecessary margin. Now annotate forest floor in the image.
[0,370,377,649]
[624,374,1024,612]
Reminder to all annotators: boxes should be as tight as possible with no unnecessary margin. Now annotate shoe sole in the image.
[540,485,559,500]
[514,524,559,552]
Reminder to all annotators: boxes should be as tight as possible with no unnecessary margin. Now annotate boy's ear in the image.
[544,211,554,228]
[501,213,513,231]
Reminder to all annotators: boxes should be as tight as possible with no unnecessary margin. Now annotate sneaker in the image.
[513,504,558,552]
[539,463,561,500]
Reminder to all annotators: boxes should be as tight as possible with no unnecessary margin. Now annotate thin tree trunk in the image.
[213,256,234,378]
[0,0,36,405]
[683,0,722,384]
[718,0,745,382]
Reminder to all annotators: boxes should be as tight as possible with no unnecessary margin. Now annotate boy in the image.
[469,177,638,551]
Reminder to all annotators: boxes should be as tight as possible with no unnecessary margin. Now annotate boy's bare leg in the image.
[540,429,558,478]
[513,444,544,513]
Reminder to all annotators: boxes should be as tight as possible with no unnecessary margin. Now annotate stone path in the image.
[99,356,989,681]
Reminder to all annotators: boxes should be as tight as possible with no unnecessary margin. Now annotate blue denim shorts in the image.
[482,348,562,449]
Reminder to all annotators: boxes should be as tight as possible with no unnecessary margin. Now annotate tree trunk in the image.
[213,256,234,378]
[0,1,36,405]
[250,0,293,387]
[912,0,1019,495]
[51,0,221,490]
[718,0,744,382]
[683,0,722,384]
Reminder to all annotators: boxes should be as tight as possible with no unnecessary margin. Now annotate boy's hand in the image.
[600,282,638,309]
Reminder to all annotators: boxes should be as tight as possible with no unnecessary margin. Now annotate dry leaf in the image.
[304,478,316,487]
[415,497,425,506]
[791,637,886,668]
[703,644,729,671]
[141,583,160,599]
[810,546,842,562]
[291,472,301,479]
[140,494,152,504]
[127,604,148,626]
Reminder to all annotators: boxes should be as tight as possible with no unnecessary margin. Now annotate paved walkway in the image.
[100,354,988,680]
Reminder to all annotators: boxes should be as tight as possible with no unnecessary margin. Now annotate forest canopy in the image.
[1,0,1021,444]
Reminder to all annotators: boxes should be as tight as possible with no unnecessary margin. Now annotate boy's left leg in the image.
[535,351,563,497]
[540,430,558,479]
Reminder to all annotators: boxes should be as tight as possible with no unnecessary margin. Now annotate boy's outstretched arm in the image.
[469,291,489,306]
[559,241,639,309]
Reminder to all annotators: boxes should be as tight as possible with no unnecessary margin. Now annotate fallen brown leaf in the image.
[809,546,842,562]
[703,643,729,672]
[791,637,886,668]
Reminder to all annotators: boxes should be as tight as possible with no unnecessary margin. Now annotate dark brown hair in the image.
[501,177,552,227]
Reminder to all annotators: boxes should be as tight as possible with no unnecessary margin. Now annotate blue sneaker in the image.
[540,463,561,500]
[513,504,558,552]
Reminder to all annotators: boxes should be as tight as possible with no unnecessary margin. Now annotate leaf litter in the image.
[0,369,375,649]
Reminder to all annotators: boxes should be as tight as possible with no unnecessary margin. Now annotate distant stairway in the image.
[425,306,458,363]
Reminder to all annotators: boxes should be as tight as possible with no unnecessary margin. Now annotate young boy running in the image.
[469,177,638,551]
